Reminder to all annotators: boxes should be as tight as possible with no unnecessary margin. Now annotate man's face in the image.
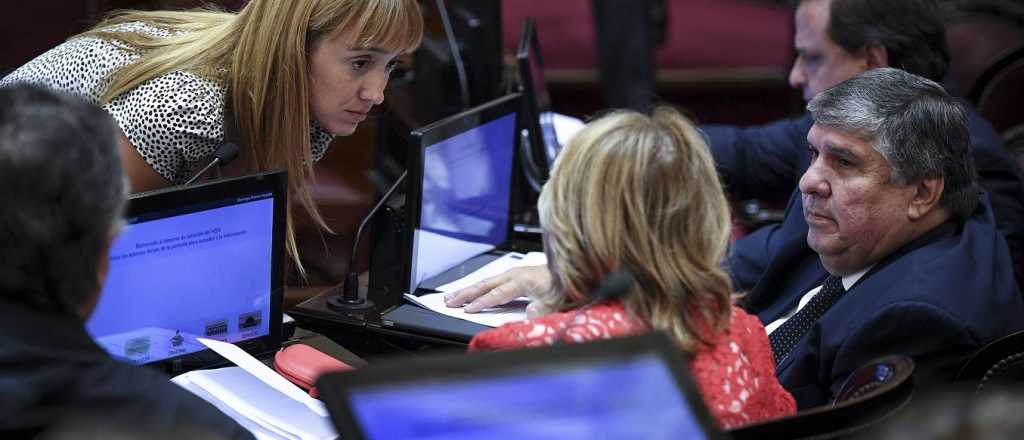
[789,0,871,101]
[799,124,920,275]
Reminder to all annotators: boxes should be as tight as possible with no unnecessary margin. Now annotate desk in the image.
[288,286,476,361]
[285,327,367,369]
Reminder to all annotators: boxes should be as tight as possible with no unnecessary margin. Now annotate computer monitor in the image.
[85,171,286,373]
[317,332,725,440]
[516,16,561,190]
[403,93,521,295]
[414,0,506,123]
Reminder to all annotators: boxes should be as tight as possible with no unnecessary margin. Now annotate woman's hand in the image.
[444,265,552,313]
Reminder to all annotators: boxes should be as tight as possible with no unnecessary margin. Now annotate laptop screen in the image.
[86,171,286,369]
[317,332,724,440]
[406,93,521,293]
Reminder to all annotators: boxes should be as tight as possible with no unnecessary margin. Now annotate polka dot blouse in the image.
[0,22,334,184]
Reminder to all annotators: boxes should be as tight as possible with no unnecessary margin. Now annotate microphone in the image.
[184,143,239,185]
[589,267,634,302]
[553,267,635,344]
[326,170,408,311]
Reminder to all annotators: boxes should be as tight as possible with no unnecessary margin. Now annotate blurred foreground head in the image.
[0,84,126,318]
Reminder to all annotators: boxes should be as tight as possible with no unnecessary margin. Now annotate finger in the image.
[465,283,521,313]
[444,273,510,307]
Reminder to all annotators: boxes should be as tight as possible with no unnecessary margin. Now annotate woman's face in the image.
[307,29,403,136]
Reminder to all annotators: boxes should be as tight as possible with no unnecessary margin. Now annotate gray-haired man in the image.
[744,68,1024,408]
[0,84,252,438]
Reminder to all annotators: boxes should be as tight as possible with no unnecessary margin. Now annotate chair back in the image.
[956,329,1024,394]
[945,0,1024,100]
[727,355,914,440]
[970,44,1024,133]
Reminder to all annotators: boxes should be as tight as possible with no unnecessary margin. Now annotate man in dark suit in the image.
[446,0,1024,410]
[450,68,1024,409]
[705,0,1024,288]
[0,84,252,439]
[740,68,1024,408]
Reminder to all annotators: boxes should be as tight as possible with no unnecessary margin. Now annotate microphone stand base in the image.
[325,295,375,311]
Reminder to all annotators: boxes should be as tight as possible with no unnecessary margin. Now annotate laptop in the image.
[85,171,287,374]
[378,93,523,342]
[517,16,561,190]
[316,331,726,440]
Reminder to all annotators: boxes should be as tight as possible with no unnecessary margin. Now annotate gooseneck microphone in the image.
[589,267,635,302]
[326,170,408,311]
[184,143,239,186]
[553,267,635,344]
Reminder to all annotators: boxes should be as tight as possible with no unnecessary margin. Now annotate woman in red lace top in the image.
[466,107,796,429]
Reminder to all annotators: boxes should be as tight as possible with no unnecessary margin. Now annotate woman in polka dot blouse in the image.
[468,107,797,429]
[0,0,423,273]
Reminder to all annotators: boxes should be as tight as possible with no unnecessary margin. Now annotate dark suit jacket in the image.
[704,108,1024,408]
[0,298,254,439]
[703,107,1024,287]
[730,189,1024,408]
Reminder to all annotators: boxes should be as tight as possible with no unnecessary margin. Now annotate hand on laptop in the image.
[444,265,551,314]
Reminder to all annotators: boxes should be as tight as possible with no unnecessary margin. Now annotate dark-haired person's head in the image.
[801,68,976,276]
[789,0,949,101]
[0,84,126,319]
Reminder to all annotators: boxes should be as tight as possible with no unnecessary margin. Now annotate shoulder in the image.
[689,306,796,428]
[70,361,250,438]
[468,301,643,351]
[863,218,1015,304]
[105,69,226,183]
[0,33,137,102]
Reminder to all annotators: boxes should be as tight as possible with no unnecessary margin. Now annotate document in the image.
[434,251,547,293]
[198,338,327,417]
[405,292,530,328]
[405,251,546,327]
[170,339,338,440]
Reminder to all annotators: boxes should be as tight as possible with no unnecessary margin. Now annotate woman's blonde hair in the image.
[78,0,423,274]
[536,106,734,352]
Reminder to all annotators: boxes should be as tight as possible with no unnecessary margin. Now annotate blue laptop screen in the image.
[346,354,708,439]
[86,192,275,365]
[410,112,517,292]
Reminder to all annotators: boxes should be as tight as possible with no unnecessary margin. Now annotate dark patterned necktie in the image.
[769,275,846,366]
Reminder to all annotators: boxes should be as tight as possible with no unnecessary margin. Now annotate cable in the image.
[436,0,471,109]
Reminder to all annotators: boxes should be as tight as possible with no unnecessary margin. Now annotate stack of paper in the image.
[172,338,337,440]
[405,252,547,328]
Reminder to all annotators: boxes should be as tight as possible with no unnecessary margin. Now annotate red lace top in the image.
[468,301,796,429]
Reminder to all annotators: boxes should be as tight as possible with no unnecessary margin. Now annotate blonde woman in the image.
[466,107,796,428]
[0,0,423,273]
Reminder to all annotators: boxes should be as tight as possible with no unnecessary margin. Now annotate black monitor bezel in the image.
[317,331,726,440]
[105,170,287,374]
[516,16,554,186]
[403,92,522,295]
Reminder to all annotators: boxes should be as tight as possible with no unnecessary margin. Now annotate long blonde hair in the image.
[537,107,734,352]
[78,0,423,274]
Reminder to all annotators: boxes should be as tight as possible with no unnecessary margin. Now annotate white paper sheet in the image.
[404,292,529,328]
[173,373,295,440]
[434,251,547,293]
[175,367,336,440]
[197,338,328,418]
[170,338,339,440]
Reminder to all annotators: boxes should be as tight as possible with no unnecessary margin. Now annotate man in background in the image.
[706,0,1024,289]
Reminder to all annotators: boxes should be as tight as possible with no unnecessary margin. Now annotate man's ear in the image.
[79,235,115,319]
[908,176,944,220]
[864,44,889,69]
